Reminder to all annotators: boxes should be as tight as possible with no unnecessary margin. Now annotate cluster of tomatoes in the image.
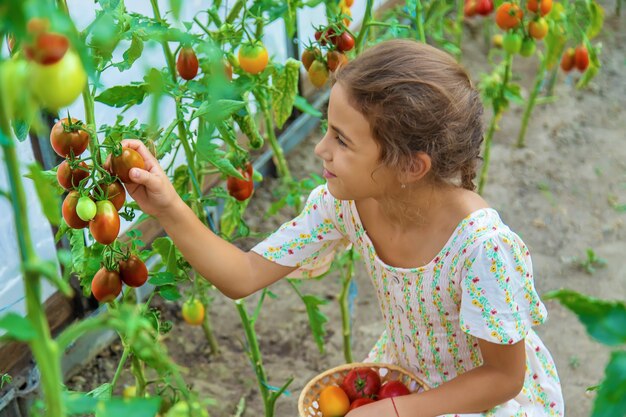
[51,116,150,302]
[318,367,410,416]
[491,0,551,57]
[464,0,494,18]
[560,45,589,73]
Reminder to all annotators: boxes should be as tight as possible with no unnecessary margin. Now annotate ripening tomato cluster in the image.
[91,255,149,303]
[303,25,355,89]
[317,367,410,416]
[560,45,589,73]
[493,0,552,58]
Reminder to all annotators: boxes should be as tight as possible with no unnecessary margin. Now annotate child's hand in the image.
[346,398,396,417]
[105,139,179,219]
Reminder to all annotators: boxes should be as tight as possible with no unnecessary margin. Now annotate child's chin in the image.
[326,182,352,201]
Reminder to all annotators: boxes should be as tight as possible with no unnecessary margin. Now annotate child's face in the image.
[314,83,399,201]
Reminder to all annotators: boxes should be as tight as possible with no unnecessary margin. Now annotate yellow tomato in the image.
[182,299,205,326]
[319,386,350,417]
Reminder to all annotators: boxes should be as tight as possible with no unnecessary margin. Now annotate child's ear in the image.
[401,152,432,184]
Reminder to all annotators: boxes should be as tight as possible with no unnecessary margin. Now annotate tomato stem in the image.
[414,0,426,43]
[454,0,464,61]
[355,0,375,54]
[339,247,356,363]
[517,54,547,148]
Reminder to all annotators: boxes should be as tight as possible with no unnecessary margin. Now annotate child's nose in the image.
[314,135,331,160]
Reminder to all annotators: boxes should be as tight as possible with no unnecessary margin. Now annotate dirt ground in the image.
[67,9,626,417]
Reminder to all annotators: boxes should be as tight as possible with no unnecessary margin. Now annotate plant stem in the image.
[517,58,547,148]
[226,0,244,24]
[338,248,355,363]
[110,344,131,392]
[202,312,220,355]
[355,0,375,54]
[545,65,559,97]
[415,0,426,43]
[454,0,465,61]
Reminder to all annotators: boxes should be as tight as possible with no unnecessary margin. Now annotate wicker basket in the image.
[298,363,429,417]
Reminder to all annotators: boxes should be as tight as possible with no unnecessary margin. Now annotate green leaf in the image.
[0,313,36,341]
[64,390,160,416]
[191,99,244,123]
[69,228,86,275]
[151,237,178,274]
[591,350,626,417]
[300,294,329,353]
[95,85,147,108]
[586,1,605,40]
[114,34,144,72]
[272,59,301,129]
[196,131,242,178]
[220,198,242,239]
[12,119,29,142]
[158,285,181,301]
[544,289,626,346]
[148,272,176,286]
[27,163,61,225]
[294,95,323,118]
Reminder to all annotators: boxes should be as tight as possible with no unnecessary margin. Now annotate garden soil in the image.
[67,12,626,417]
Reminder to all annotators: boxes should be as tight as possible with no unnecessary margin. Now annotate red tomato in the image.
[119,255,148,287]
[56,160,89,190]
[308,60,329,88]
[176,47,199,80]
[348,397,375,410]
[238,42,269,75]
[89,200,120,245]
[378,381,410,399]
[94,180,126,211]
[91,267,122,303]
[464,0,478,17]
[527,0,552,15]
[336,32,355,52]
[495,3,523,30]
[344,0,354,6]
[24,32,69,65]
[62,190,89,229]
[110,147,145,183]
[475,0,494,16]
[341,367,381,401]
[50,118,90,158]
[326,51,348,72]
[182,299,205,325]
[318,386,350,417]
[227,163,254,201]
[574,45,589,72]
[560,48,576,72]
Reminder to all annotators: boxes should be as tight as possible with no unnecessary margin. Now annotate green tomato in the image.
[76,196,97,221]
[166,401,209,417]
[30,49,87,110]
[502,33,522,55]
[520,38,537,57]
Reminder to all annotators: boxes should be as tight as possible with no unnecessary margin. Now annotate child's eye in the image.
[335,136,347,147]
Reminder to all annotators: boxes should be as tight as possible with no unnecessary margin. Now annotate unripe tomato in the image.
[119,255,148,287]
[336,32,355,52]
[182,299,205,325]
[238,42,269,75]
[502,32,522,54]
[122,385,137,399]
[326,51,348,72]
[76,196,97,221]
[528,18,548,40]
[91,267,122,303]
[495,3,523,30]
[50,118,90,158]
[110,147,145,183]
[62,190,89,229]
[31,49,87,110]
[318,386,350,417]
[89,200,120,245]
[227,163,254,201]
[176,47,199,80]
[165,401,209,417]
[574,45,589,72]
[492,34,504,48]
[560,48,576,72]
[301,48,319,71]
[94,179,126,211]
[520,37,537,57]
[308,60,329,88]
[56,160,89,190]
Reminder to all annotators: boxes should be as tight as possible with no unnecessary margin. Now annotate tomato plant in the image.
[89,200,120,245]
[176,47,199,80]
[30,49,87,110]
[377,381,410,399]
[318,386,350,417]
[181,299,205,326]
[110,147,145,183]
[495,3,523,30]
[118,255,148,288]
[62,190,89,229]
[76,196,97,221]
[56,160,89,190]
[341,367,381,401]
[227,162,254,201]
[91,267,122,303]
[238,42,269,75]
[50,118,90,158]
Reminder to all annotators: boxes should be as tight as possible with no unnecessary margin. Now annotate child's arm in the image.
[347,338,526,417]
[119,139,298,299]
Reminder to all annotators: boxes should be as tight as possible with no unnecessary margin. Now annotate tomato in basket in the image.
[348,397,375,410]
[341,367,381,401]
[378,380,410,399]
[319,385,350,417]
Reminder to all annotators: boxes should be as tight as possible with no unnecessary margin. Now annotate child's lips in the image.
[323,168,336,179]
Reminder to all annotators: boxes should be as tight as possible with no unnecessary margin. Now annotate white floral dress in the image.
[252,185,564,416]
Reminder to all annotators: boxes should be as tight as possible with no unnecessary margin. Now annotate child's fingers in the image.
[128,167,162,191]
[120,139,162,174]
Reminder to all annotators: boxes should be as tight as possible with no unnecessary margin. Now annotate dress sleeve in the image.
[250,184,349,279]
[459,231,548,345]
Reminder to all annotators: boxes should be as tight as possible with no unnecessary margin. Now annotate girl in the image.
[122,39,564,416]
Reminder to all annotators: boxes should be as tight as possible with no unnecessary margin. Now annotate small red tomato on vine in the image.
[560,48,576,72]
[464,0,478,17]
[176,47,199,80]
[110,147,146,183]
[62,190,89,229]
[119,255,148,288]
[326,50,348,72]
[528,18,548,40]
[91,267,122,303]
[475,0,494,16]
[336,32,355,52]
[94,180,126,211]
[182,299,205,325]
[24,32,69,65]
[227,163,254,201]
[308,60,329,88]
[238,42,269,75]
[56,160,89,190]
[574,45,589,72]
[344,0,354,7]
[495,3,523,30]
[527,0,552,16]
[76,196,97,221]
[301,47,319,71]
[50,118,90,158]
[89,200,120,245]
